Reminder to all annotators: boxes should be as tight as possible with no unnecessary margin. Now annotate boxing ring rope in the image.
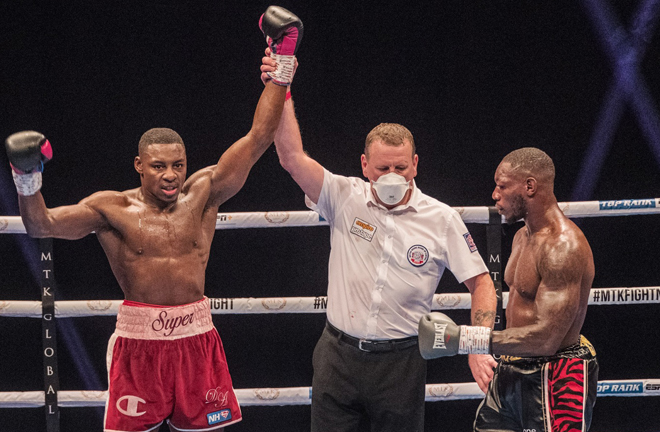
[1,197,660,234]
[3,378,657,409]
[1,286,660,318]
[1,197,660,411]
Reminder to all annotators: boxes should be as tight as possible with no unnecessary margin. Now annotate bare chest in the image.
[104,202,214,256]
[504,241,542,300]
[137,211,198,252]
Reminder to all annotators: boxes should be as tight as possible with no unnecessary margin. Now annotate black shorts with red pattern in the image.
[474,335,598,432]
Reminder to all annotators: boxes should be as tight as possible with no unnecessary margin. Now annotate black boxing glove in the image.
[5,131,53,196]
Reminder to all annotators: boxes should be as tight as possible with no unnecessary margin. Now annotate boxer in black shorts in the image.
[475,336,598,431]
[419,148,598,431]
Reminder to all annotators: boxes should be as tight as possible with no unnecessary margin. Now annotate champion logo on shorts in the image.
[463,233,478,253]
[407,245,429,267]
[116,395,147,417]
[207,409,232,425]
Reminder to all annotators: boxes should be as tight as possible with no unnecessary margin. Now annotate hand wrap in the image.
[458,325,492,355]
[12,170,43,196]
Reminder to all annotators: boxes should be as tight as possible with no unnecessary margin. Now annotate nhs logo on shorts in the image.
[207,409,232,425]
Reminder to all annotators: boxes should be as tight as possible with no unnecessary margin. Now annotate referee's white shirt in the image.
[307,169,489,340]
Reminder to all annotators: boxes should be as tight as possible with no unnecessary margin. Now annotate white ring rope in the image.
[1,379,658,408]
[0,287,659,318]
[1,198,659,234]
[1,199,659,409]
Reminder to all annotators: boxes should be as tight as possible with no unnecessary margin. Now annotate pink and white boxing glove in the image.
[259,6,303,86]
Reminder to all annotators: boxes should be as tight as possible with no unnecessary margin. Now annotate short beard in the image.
[506,194,527,224]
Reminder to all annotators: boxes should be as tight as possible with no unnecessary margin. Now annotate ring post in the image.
[40,238,60,431]
[487,207,504,330]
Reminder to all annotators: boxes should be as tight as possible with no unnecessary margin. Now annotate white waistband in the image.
[115,297,214,340]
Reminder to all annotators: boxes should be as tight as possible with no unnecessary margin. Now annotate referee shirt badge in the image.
[350,217,377,242]
[463,233,478,253]
[407,245,429,267]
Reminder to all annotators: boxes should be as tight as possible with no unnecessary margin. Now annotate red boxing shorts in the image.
[103,297,242,432]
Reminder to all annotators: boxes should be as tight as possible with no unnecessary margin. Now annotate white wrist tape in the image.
[458,325,491,354]
[268,53,296,86]
[12,171,42,196]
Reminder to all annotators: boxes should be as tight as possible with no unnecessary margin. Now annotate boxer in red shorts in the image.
[5,6,303,431]
[105,298,242,430]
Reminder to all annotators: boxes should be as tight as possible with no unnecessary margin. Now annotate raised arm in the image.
[274,98,324,203]
[260,45,324,204]
[208,6,303,207]
[209,82,287,206]
[6,130,107,239]
[19,193,109,240]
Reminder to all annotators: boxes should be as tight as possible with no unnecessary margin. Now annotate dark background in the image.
[1,1,660,431]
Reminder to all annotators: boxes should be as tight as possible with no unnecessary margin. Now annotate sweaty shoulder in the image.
[79,190,132,210]
[538,220,592,283]
[544,220,589,255]
[183,166,214,190]
[182,165,215,203]
[512,225,529,244]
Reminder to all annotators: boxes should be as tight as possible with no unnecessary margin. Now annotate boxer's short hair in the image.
[502,147,555,184]
[138,128,185,154]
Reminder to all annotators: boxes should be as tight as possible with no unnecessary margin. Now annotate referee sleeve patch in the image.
[463,233,478,253]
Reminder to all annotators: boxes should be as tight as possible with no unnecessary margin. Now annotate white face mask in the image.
[371,172,410,206]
